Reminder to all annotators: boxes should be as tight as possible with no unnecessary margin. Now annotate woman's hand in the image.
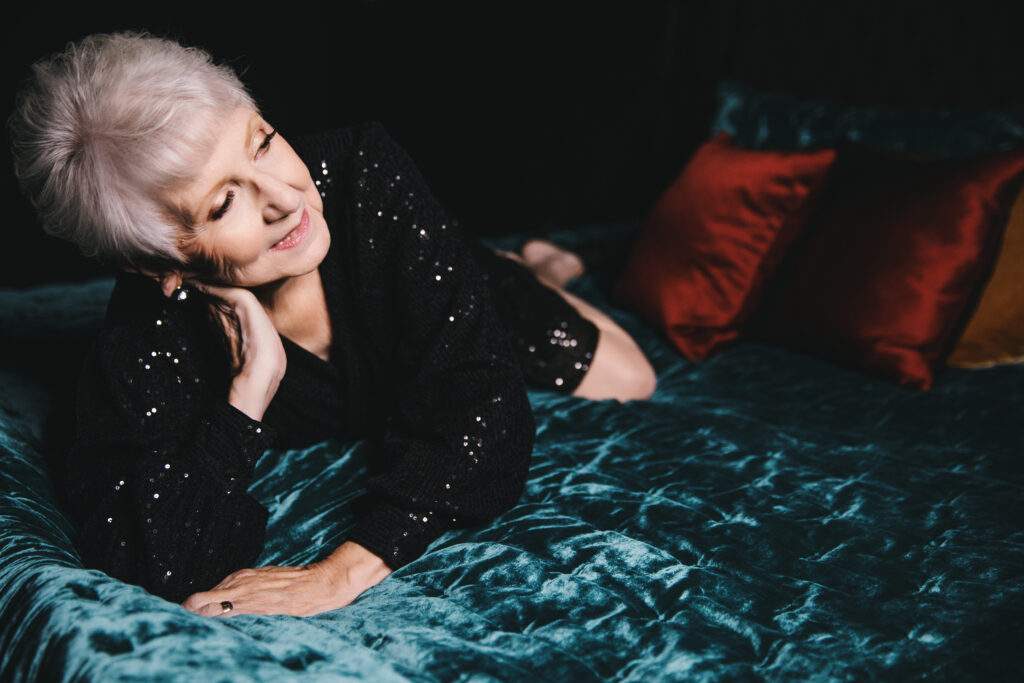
[195,283,286,422]
[181,542,392,617]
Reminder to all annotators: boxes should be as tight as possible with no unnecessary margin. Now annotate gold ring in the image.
[220,600,233,614]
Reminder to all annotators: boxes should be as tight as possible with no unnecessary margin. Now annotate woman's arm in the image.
[344,123,536,567]
[66,278,282,603]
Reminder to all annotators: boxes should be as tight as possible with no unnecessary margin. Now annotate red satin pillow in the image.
[612,134,836,359]
[752,146,1024,390]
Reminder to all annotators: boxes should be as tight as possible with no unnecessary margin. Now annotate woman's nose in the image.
[256,171,302,223]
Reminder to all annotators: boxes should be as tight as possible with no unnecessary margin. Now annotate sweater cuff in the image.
[346,500,452,570]
[192,402,276,485]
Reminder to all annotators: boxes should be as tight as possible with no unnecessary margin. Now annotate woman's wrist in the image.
[312,541,392,605]
[228,380,269,422]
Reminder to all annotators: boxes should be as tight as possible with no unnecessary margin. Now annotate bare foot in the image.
[519,239,585,288]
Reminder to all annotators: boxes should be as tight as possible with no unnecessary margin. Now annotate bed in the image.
[2,216,1022,680]
[3,75,1024,680]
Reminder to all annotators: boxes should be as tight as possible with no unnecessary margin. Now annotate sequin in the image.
[316,159,335,198]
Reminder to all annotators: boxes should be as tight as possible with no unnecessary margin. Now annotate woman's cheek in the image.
[228,233,265,269]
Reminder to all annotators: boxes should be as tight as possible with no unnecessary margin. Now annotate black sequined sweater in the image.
[63,123,535,603]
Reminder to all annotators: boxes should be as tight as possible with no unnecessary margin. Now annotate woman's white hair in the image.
[9,32,256,269]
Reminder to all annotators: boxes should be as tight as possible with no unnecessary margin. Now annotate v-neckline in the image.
[279,331,341,376]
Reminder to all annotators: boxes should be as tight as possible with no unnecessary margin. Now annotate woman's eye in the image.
[257,130,277,156]
[210,191,235,221]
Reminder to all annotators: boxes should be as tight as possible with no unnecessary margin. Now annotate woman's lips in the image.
[270,210,310,251]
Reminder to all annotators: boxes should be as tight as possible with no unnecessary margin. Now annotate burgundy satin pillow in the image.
[752,145,1024,390]
[613,134,836,359]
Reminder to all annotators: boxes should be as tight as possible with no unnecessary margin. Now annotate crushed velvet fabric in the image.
[1,225,1022,680]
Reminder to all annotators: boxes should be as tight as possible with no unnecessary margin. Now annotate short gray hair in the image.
[9,32,256,269]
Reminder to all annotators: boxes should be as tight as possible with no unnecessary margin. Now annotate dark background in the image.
[4,0,1023,287]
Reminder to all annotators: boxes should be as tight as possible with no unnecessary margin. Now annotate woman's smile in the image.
[271,209,311,251]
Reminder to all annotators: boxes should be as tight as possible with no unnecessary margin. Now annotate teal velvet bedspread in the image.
[2,228,1022,681]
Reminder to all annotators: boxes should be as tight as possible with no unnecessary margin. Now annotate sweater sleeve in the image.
[65,289,275,603]
[343,124,535,568]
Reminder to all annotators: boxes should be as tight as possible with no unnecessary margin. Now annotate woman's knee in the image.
[616,341,657,400]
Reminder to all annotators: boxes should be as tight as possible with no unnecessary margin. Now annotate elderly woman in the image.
[9,32,656,617]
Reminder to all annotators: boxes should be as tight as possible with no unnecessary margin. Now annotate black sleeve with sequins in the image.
[63,280,275,603]
[338,124,536,568]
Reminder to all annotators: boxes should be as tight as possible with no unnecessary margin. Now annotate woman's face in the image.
[166,107,330,287]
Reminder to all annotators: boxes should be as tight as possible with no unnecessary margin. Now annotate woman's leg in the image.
[499,240,657,402]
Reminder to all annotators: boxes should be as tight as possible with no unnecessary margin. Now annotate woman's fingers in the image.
[189,282,287,421]
[186,597,238,618]
[181,566,327,617]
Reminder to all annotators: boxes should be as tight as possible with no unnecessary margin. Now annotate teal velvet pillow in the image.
[711,80,1024,157]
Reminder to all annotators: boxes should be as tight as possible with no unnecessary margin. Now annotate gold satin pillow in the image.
[948,185,1024,368]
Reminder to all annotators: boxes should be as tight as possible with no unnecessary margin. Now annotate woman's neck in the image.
[253,268,333,361]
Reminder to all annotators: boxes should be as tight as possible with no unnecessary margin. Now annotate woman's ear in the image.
[157,271,184,298]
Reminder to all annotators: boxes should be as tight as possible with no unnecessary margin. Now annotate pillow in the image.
[711,80,1024,157]
[948,185,1024,368]
[612,134,836,360]
[751,145,1024,390]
